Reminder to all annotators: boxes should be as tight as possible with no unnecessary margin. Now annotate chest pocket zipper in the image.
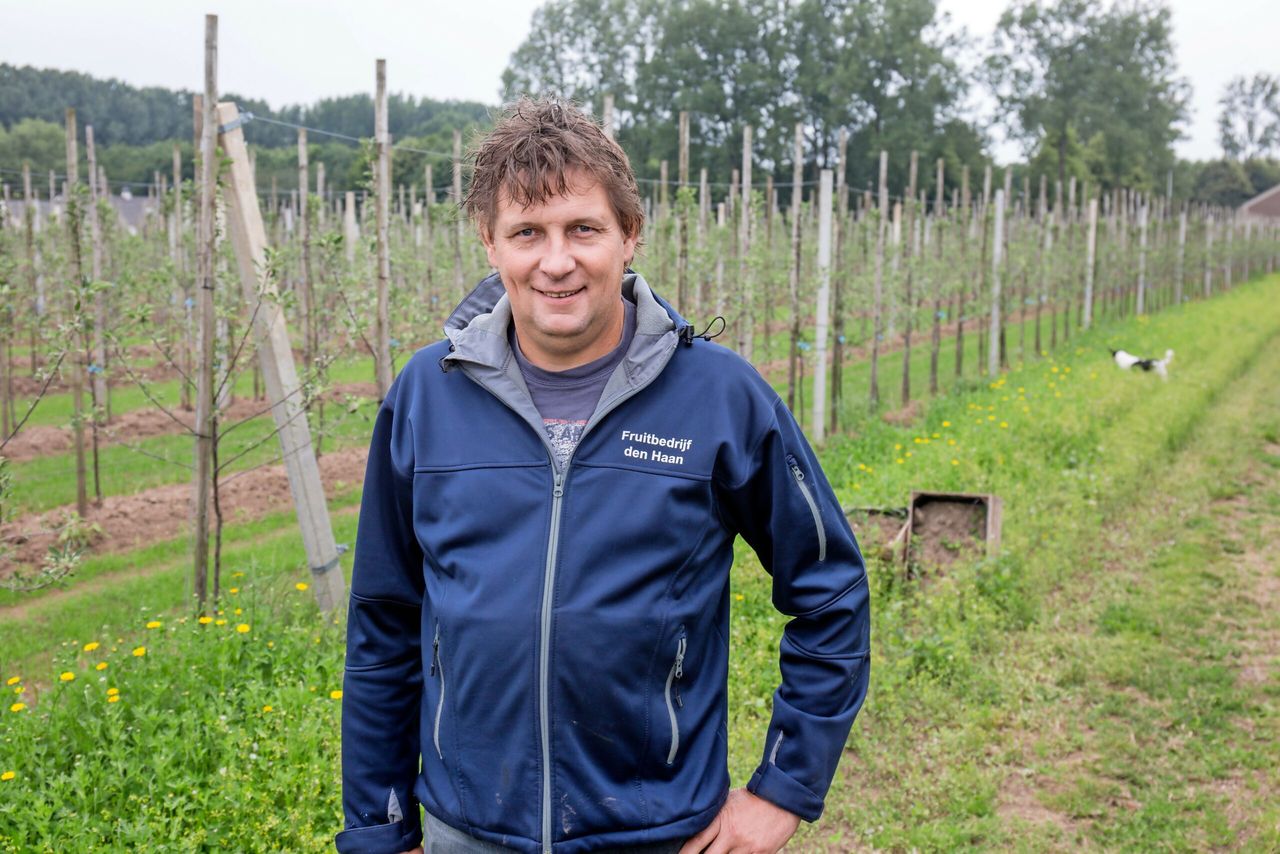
[430,622,445,760]
[787,454,827,562]
[664,634,687,765]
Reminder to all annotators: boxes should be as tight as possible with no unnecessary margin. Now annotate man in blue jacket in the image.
[337,98,870,854]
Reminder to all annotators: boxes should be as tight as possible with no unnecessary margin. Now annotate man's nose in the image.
[538,232,576,279]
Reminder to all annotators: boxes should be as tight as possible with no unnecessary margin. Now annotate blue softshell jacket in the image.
[337,272,871,854]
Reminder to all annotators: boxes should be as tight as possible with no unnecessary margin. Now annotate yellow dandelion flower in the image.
[1064,367,1071,373]
[931,433,940,439]
[894,443,903,451]
[232,571,245,578]
[951,459,959,466]
[942,420,951,428]
[1000,421,1008,428]
[262,705,274,713]
[896,458,904,464]
[13,686,24,694]
[1051,366,1059,373]
[145,621,162,629]
[83,642,100,652]
[5,677,18,686]
[987,415,995,421]
[733,593,744,601]
[295,582,309,592]
[228,587,239,595]
[198,616,213,625]
[329,690,343,700]
[106,687,119,696]
[947,439,957,446]
[215,619,227,626]
[236,624,251,634]
[59,672,75,682]
[131,647,146,657]
[905,452,913,458]
[107,695,121,704]
[95,662,108,671]
[0,771,14,781]
[267,641,275,649]
[9,702,25,713]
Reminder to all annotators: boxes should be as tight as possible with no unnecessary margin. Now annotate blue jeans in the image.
[423,811,685,854]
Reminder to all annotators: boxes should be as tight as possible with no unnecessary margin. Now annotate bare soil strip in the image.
[1,445,369,579]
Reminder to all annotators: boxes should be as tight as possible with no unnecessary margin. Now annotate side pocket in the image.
[664,629,688,766]
[786,454,827,562]
[429,621,445,760]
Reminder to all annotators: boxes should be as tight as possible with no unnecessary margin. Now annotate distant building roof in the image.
[1241,182,1280,219]
[0,196,161,233]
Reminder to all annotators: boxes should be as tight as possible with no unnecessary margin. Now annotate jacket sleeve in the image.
[336,373,426,854]
[715,397,871,822]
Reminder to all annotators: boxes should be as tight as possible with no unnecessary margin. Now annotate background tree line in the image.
[2,0,1279,206]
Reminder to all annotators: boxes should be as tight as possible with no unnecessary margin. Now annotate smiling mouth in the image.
[535,286,585,300]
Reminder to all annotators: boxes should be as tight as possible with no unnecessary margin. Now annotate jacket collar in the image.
[441,271,687,375]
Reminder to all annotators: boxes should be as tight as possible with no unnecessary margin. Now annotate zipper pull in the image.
[674,637,687,707]
[552,474,564,498]
[787,454,805,481]
[430,624,440,676]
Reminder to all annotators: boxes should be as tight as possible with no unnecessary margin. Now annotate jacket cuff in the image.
[746,762,825,822]
[334,817,422,854]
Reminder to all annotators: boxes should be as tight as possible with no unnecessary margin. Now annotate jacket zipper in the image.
[664,634,687,765]
[430,621,445,760]
[787,454,827,562]
[460,337,681,854]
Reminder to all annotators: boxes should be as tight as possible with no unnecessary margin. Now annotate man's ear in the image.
[480,224,499,269]
[622,230,639,269]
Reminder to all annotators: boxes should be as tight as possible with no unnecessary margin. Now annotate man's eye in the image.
[573,225,595,234]
[517,228,535,238]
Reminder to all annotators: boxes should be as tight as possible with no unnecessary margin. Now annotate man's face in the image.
[482,172,637,371]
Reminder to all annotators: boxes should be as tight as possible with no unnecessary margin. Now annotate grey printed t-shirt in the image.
[510,298,636,469]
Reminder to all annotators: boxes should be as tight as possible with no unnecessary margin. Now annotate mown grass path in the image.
[799,283,1280,851]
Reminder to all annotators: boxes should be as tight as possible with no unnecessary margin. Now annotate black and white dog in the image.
[1110,348,1174,380]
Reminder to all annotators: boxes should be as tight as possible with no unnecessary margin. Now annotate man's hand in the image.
[400,848,423,854]
[678,788,801,854]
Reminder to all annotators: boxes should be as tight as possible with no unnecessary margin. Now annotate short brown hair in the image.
[464,97,644,242]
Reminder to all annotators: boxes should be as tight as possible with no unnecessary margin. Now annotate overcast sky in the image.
[4,0,1278,163]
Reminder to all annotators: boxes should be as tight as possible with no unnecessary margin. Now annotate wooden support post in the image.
[787,123,803,413]
[374,60,394,399]
[344,191,358,265]
[929,156,944,396]
[988,189,1004,378]
[298,129,314,373]
[1083,197,1097,329]
[901,151,918,407]
[63,109,90,523]
[676,110,689,313]
[452,128,464,295]
[192,17,218,609]
[84,124,106,504]
[217,101,347,614]
[1203,214,1214,298]
[1135,202,1148,315]
[830,127,849,434]
[316,161,326,228]
[811,169,833,445]
[738,124,753,362]
[871,150,887,407]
